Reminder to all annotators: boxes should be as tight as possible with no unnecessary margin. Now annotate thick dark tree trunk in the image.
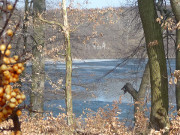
[138,0,169,132]
[170,0,180,112]
[176,29,180,112]
[30,0,46,117]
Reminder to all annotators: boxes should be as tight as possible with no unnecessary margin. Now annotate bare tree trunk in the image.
[122,61,150,134]
[30,0,46,117]
[12,112,21,132]
[176,28,180,112]
[170,0,180,112]
[138,0,169,132]
[62,0,73,125]
[23,0,28,50]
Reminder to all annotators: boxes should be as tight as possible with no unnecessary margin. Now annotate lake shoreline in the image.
[25,58,176,65]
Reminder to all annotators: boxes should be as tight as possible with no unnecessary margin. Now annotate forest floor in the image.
[0,104,179,135]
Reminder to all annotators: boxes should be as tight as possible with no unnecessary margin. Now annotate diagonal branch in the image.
[121,61,150,101]
[121,83,138,101]
[38,14,64,31]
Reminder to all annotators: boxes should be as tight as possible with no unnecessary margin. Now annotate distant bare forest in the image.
[10,7,175,59]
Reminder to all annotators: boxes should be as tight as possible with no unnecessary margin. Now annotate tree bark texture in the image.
[122,61,150,134]
[170,0,180,112]
[30,0,46,117]
[23,0,28,50]
[12,112,21,132]
[138,0,169,131]
[122,62,150,114]
[62,0,74,125]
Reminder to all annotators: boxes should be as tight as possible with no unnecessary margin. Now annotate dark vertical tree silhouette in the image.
[30,0,46,116]
[170,0,180,112]
[138,0,169,132]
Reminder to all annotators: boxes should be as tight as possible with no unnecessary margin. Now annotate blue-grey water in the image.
[24,59,177,125]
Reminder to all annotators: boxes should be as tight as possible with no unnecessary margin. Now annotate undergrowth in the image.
[0,102,179,135]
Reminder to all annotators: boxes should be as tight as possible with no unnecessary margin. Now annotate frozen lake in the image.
[23,59,177,124]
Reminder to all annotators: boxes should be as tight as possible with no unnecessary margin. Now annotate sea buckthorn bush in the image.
[0,1,26,134]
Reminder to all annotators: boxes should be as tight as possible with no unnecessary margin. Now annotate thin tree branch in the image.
[39,14,64,31]
[0,0,18,38]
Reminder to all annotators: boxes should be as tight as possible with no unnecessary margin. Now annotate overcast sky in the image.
[16,0,135,9]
